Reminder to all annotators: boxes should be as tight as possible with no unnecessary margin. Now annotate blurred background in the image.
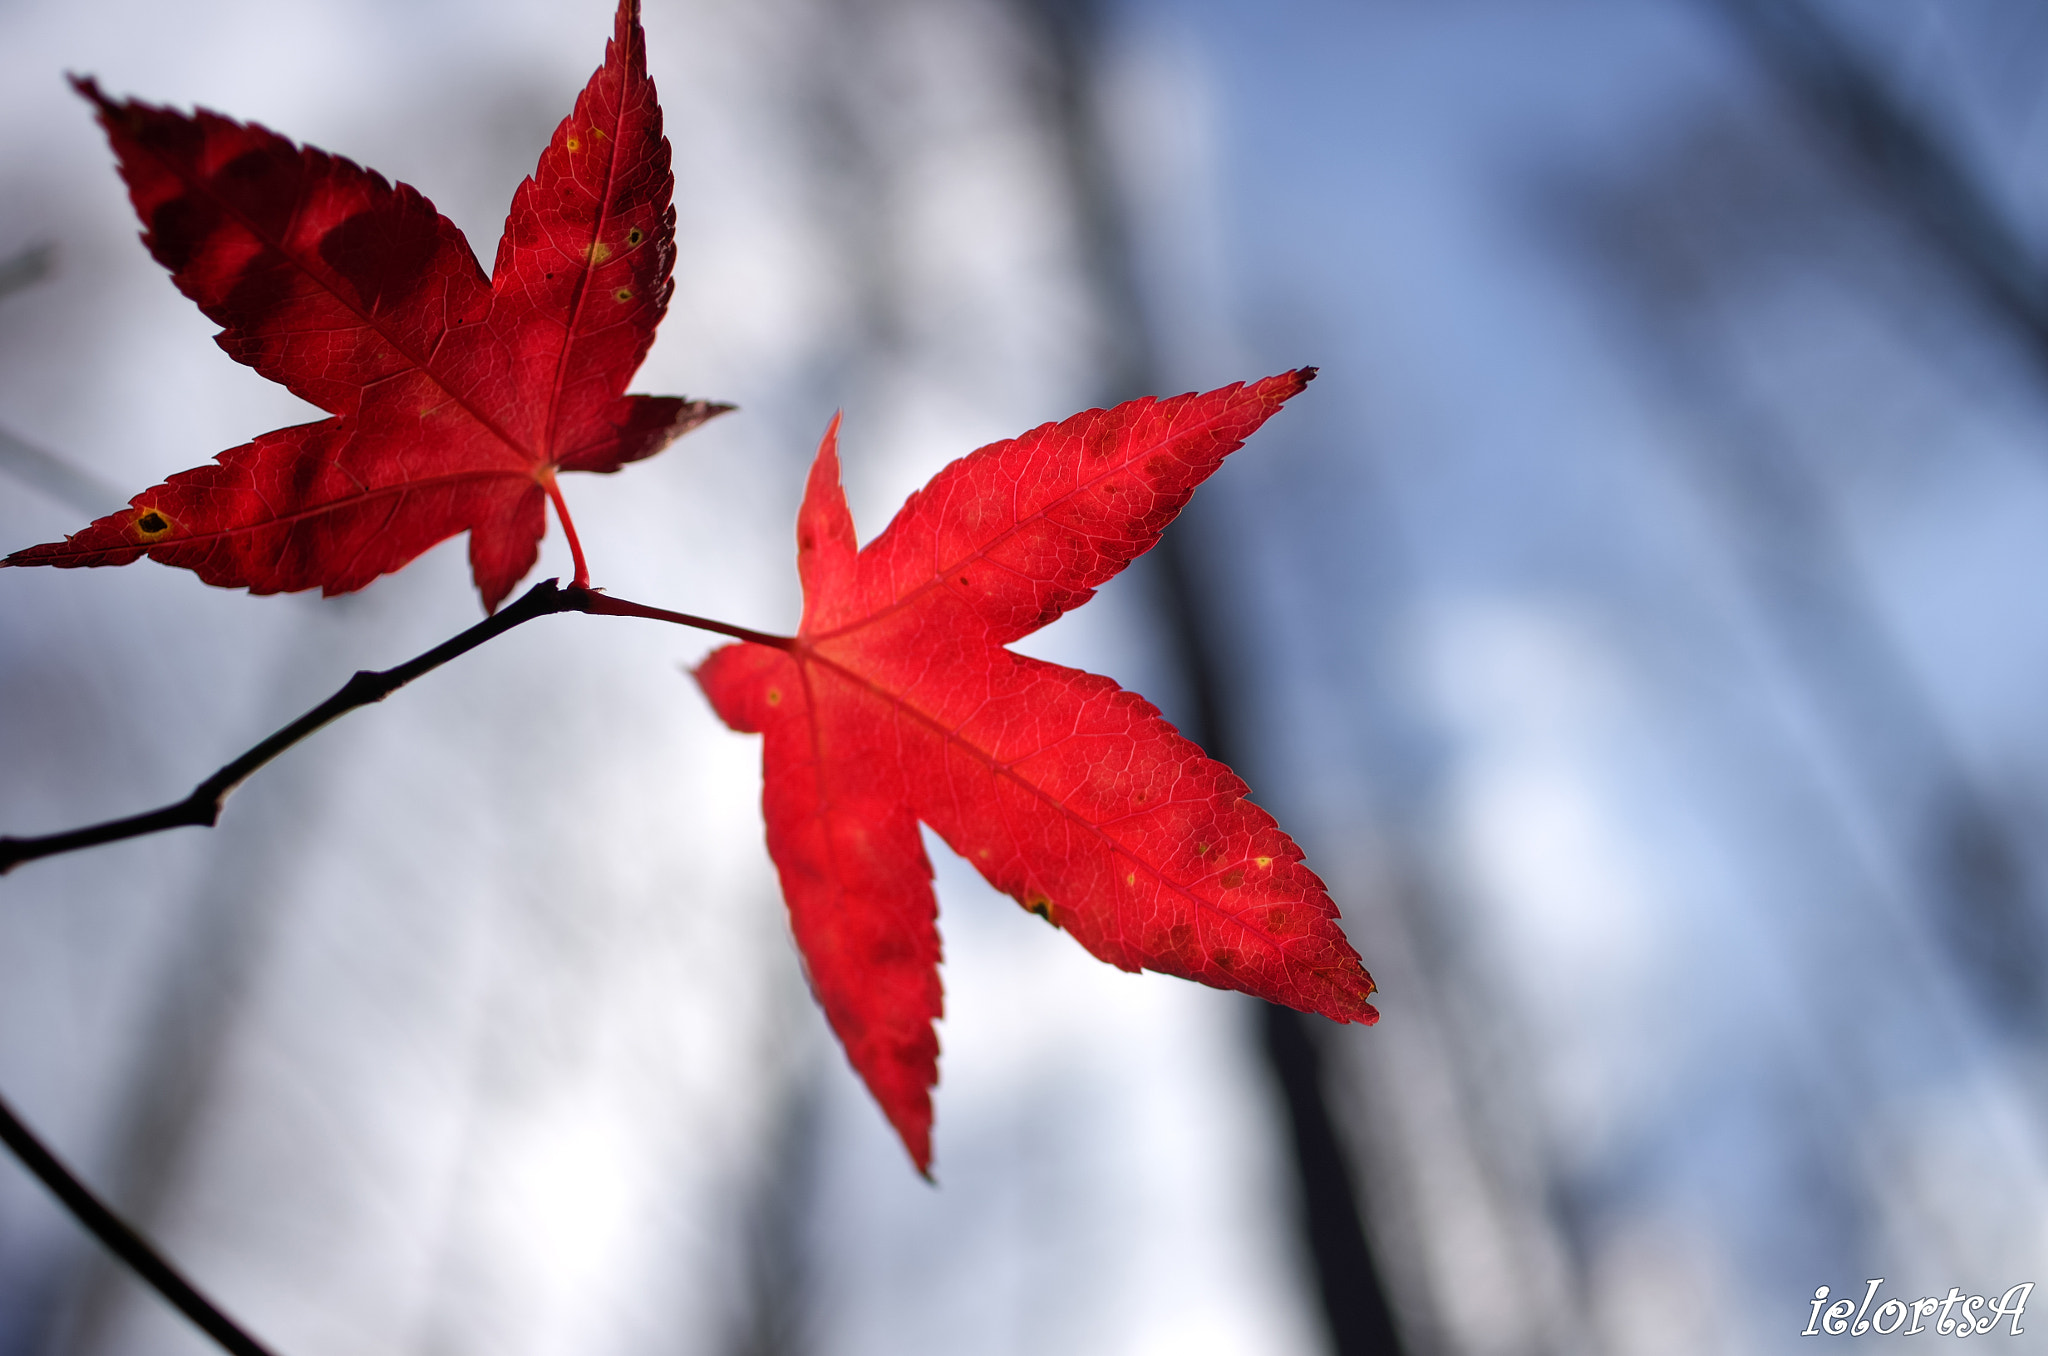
[5,0,2048,1352]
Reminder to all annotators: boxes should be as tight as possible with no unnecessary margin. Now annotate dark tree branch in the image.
[0,241,55,305]
[1708,0,2048,364]
[0,578,789,875]
[1018,0,1407,1346]
[0,422,127,517]
[0,245,130,518]
[0,1087,279,1356]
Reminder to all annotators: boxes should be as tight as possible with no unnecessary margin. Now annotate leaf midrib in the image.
[793,638,1292,963]
[25,467,530,562]
[807,397,1234,646]
[537,55,637,468]
[133,124,540,468]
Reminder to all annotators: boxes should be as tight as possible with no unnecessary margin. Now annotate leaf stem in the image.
[540,471,591,589]
[571,589,795,648]
[0,579,788,875]
[0,1087,280,1356]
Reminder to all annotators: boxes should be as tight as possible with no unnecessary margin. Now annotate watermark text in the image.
[1803,1280,2032,1337]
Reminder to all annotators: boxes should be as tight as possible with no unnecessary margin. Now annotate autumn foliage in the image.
[3,0,1375,1174]
[6,0,725,611]
[700,377,1378,1171]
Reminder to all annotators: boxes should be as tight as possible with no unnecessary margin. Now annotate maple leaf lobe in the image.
[700,370,1376,1172]
[6,0,725,612]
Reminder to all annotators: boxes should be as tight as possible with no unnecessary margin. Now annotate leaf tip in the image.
[612,0,648,71]
[1270,365,1317,400]
[796,411,857,568]
[1323,969,1380,1026]
[898,1113,935,1180]
[67,73,136,139]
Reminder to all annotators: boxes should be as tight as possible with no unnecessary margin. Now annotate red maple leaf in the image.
[698,370,1378,1174]
[3,0,725,612]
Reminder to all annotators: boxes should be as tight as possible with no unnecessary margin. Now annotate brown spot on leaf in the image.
[1220,868,1245,890]
[134,509,172,541]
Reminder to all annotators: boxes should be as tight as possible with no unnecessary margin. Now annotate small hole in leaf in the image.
[627,227,644,246]
[135,509,171,540]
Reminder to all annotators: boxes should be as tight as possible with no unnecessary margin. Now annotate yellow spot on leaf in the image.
[1125,873,1136,887]
[613,287,633,302]
[1254,856,1272,869]
[765,688,782,706]
[588,241,613,264]
[566,135,581,152]
[133,508,172,542]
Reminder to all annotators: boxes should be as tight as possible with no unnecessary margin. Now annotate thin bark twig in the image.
[0,575,791,1353]
[0,578,788,874]
[0,1088,279,1356]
